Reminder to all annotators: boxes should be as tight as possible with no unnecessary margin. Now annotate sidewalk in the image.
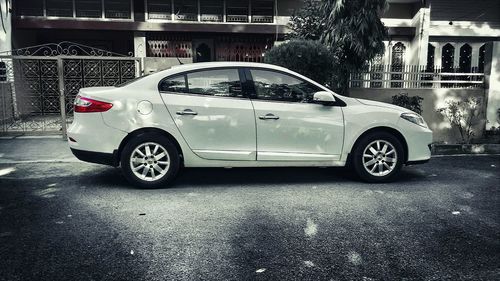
[0,137,77,164]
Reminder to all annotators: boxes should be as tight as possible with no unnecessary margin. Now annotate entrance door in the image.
[247,68,345,161]
[193,39,214,62]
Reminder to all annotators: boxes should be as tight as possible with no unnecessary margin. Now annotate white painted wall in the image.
[485,42,500,130]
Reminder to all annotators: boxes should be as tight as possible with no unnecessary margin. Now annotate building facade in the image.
[3,0,500,135]
[9,0,500,70]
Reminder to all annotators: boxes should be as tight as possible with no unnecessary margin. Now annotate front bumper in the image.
[397,120,433,163]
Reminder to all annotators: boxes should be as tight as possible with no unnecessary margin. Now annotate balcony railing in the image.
[251,15,273,23]
[226,15,248,22]
[201,14,223,22]
[149,12,172,20]
[349,65,485,89]
[16,0,278,23]
[175,13,198,21]
[15,0,132,20]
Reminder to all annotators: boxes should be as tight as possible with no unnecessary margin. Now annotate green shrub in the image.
[391,93,423,115]
[263,39,335,85]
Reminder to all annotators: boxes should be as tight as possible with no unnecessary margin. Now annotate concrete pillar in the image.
[453,42,460,70]
[0,0,12,52]
[470,43,481,71]
[484,41,500,130]
[434,42,442,68]
[411,7,431,66]
[133,32,147,57]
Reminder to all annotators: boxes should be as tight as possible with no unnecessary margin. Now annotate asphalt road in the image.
[0,139,499,280]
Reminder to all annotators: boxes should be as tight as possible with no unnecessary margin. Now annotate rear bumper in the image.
[71,148,119,167]
[67,112,127,154]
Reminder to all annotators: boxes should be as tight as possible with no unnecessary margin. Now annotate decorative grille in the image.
[215,36,272,62]
[147,35,193,58]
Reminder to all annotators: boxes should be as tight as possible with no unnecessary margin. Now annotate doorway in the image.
[193,39,214,62]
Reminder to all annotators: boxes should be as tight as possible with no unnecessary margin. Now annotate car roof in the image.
[131,61,331,95]
[152,61,290,77]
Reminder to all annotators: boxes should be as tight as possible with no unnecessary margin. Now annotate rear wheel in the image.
[351,132,404,182]
[121,134,180,188]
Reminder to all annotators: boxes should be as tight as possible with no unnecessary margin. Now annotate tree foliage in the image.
[287,0,388,94]
[287,0,323,41]
[264,39,335,85]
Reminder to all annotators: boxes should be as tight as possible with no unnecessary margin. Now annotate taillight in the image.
[74,95,113,113]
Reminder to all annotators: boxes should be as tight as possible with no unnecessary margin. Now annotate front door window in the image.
[249,69,321,103]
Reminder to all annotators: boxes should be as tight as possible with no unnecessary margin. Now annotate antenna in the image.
[176,56,184,65]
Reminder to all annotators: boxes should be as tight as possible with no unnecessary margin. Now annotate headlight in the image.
[401,112,427,128]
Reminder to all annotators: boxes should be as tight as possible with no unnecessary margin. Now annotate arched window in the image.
[426,44,435,71]
[441,43,455,87]
[421,44,436,87]
[478,44,486,72]
[459,44,472,73]
[441,43,455,72]
[370,54,384,88]
[391,42,406,88]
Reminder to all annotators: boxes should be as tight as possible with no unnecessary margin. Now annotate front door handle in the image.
[176,109,198,116]
[259,113,279,120]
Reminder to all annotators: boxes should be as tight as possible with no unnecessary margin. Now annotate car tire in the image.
[351,131,405,183]
[121,133,180,188]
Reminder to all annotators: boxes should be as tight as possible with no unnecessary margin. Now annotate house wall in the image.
[383,3,420,19]
[349,88,488,143]
[143,57,193,74]
[484,41,500,130]
[12,29,134,56]
[429,0,500,37]
[430,0,500,22]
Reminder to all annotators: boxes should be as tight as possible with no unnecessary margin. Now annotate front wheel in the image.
[121,134,180,188]
[351,132,405,183]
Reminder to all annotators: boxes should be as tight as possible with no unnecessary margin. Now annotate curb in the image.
[431,144,500,155]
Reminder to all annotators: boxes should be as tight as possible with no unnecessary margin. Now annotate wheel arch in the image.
[348,126,409,164]
[115,127,184,167]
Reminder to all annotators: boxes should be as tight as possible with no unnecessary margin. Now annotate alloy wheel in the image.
[129,142,170,182]
[362,140,398,177]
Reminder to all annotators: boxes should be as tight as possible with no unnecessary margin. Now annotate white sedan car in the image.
[68,62,432,188]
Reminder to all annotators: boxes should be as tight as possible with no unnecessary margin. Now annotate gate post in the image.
[57,58,68,139]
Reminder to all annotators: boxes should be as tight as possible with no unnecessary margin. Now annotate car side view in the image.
[67,62,432,188]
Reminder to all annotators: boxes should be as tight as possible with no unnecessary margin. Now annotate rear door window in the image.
[159,68,243,98]
[186,69,243,97]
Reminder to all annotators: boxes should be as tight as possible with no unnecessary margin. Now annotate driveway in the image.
[0,138,499,280]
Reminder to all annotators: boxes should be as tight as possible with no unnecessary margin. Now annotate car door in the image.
[247,68,344,161]
[159,68,256,161]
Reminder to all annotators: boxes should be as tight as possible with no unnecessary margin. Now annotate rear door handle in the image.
[259,113,279,120]
[176,109,198,116]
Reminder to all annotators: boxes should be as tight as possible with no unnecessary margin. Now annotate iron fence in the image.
[349,65,485,89]
[0,42,143,137]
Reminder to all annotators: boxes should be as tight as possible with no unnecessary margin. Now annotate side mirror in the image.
[313,91,336,105]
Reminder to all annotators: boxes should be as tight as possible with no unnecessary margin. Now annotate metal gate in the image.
[0,42,143,137]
